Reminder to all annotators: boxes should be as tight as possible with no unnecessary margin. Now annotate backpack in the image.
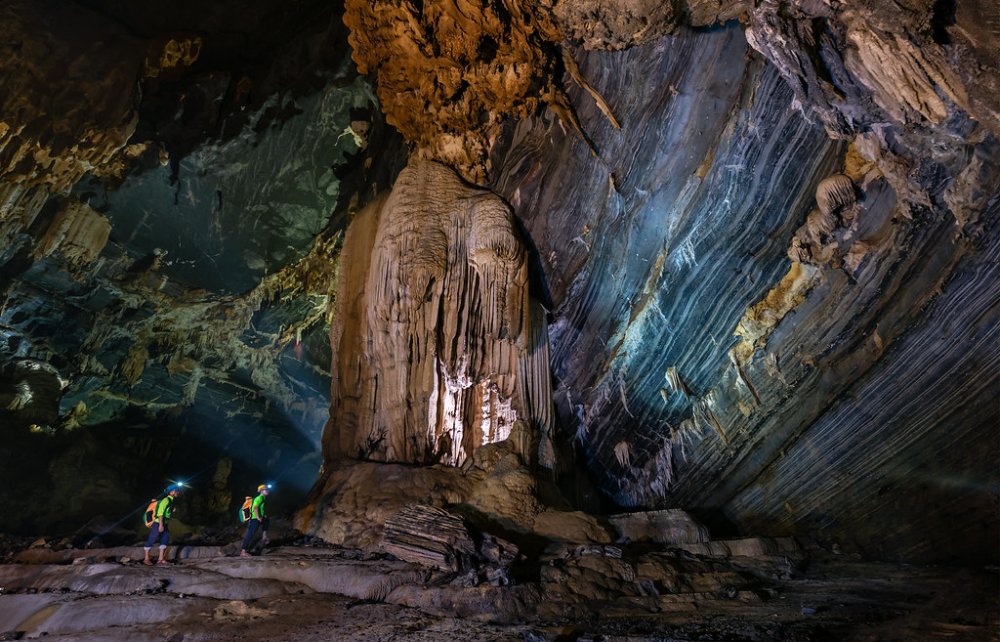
[239,496,253,523]
[143,498,159,527]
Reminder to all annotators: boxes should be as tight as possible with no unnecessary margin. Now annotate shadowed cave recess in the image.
[0,0,998,639]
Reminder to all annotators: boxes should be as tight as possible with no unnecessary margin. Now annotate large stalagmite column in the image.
[325,160,553,468]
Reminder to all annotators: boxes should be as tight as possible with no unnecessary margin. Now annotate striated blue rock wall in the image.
[489,24,998,563]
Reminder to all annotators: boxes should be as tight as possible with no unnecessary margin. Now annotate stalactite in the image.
[663,366,691,400]
[614,441,632,468]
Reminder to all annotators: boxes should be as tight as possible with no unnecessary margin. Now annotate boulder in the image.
[381,505,477,572]
[608,509,710,545]
[531,510,614,545]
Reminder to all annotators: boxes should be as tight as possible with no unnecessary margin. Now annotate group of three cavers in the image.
[142,483,270,566]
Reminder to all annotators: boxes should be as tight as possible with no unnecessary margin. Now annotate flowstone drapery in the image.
[325,160,553,468]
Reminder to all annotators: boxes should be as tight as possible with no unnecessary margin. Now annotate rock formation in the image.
[0,0,998,639]
[0,0,996,578]
[343,0,622,182]
[0,0,385,533]
[477,0,1000,564]
[4,533,997,640]
[0,1,143,194]
[325,160,553,468]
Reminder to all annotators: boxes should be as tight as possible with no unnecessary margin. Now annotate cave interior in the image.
[0,0,998,639]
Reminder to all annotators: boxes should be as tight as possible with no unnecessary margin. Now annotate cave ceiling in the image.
[0,0,997,564]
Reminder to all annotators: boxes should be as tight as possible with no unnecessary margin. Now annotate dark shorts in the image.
[145,523,170,548]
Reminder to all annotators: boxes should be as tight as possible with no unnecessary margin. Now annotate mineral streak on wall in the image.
[483,13,998,563]
[490,25,845,505]
[324,160,554,469]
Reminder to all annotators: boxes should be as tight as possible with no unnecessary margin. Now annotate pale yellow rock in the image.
[34,199,111,267]
[464,454,544,533]
[532,510,613,544]
[732,262,820,365]
[845,28,967,125]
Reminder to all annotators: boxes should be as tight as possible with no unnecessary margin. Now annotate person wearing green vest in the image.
[240,484,270,558]
[144,485,181,566]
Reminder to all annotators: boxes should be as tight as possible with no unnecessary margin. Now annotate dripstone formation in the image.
[324,160,553,468]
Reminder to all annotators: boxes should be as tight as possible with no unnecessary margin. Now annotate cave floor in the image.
[0,545,996,641]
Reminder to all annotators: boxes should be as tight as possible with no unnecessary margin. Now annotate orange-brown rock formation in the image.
[344,0,616,182]
[0,1,144,194]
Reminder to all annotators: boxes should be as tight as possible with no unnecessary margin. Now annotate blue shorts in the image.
[145,523,170,548]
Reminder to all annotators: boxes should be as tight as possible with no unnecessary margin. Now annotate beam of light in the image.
[94,476,204,537]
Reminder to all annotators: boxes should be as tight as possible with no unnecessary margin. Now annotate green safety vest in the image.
[251,494,266,520]
[156,495,174,521]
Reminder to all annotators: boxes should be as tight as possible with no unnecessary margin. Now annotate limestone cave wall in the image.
[0,0,995,567]
[0,0,402,536]
[487,29,997,562]
[318,0,999,564]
